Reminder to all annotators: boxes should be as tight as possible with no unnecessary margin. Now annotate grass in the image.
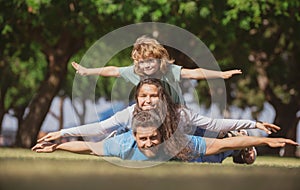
[0,148,299,190]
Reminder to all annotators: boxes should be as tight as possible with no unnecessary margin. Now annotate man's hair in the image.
[131,35,175,76]
[132,109,163,136]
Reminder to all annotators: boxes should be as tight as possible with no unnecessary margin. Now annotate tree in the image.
[181,0,300,156]
[1,0,299,156]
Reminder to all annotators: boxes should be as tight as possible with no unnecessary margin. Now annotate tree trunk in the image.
[254,51,299,157]
[271,104,298,157]
[15,53,69,148]
[14,29,84,148]
[0,108,4,135]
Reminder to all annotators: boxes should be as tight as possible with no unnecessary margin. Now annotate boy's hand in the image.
[72,62,88,76]
[221,69,242,79]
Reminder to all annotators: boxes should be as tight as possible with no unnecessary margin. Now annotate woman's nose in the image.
[145,96,151,102]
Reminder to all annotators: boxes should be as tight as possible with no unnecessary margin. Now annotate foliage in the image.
[0,0,299,153]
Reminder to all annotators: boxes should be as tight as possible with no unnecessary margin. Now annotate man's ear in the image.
[133,132,137,140]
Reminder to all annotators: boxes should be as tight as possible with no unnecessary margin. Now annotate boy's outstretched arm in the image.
[72,62,121,77]
[180,68,242,80]
[204,136,299,156]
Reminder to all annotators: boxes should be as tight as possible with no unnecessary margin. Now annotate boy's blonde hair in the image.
[131,36,174,76]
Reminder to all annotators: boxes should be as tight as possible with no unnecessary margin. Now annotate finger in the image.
[31,144,43,150]
[35,149,45,153]
[271,127,279,133]
[267,124,280,133]
[37,136,47,142]
[285,139,299,146]
[269,123,281,130]
[37,136,49,142]
[265,128,272,135]
[235,70,242,74]
[71,62,79,69]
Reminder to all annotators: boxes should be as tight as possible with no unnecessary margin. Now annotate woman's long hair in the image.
[133,78,179,140]
[133,78,195,161]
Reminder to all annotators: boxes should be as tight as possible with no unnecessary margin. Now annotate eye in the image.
[150,135,158,140]
[139,137,147,141]
[150,94,159,98]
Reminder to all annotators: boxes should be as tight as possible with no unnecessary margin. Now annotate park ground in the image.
[0,148,299,190]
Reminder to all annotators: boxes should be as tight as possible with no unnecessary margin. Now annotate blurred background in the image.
[0,0,299,157]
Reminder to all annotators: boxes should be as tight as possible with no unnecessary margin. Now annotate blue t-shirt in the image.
[103,131,207,161]
[103,131,149,160]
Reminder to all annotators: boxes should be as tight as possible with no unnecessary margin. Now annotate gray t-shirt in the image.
[118,64,184,104]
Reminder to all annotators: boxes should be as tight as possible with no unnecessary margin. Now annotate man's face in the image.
[137,84,160,111]
[134,126,162,158]
[138,58,160,76]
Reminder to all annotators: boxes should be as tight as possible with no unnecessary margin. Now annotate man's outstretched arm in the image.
[32,141,105,156]
[204,136,299,156]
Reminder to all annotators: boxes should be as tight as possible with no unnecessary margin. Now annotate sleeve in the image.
[188,135,206,157]
[169,64,182,81]
[102,131,135,159]
[118,65,140,85]
[60,105,135,137]
[181,108,256,132]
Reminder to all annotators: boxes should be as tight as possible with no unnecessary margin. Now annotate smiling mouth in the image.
[143,105,155,110]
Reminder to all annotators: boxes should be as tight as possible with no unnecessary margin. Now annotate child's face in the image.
[137,58,161,76]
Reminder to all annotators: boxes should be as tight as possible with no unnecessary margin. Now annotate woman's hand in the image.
[37,131,62,142]
[255,121,281,134]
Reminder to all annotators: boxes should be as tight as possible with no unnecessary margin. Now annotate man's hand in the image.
[31,142,58,153]
[266,138,299,148]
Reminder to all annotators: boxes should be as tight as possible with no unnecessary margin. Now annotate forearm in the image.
[60,107,133,137]
[56,141,92,153]
[60,122,108,137]
[221,136,266,150]
[199,68,223,79]
[88,66,120,77]
[205,136,265,155]
[187,109,256,131]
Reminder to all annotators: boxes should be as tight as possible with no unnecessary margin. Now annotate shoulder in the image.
[168,64,182,72]
[118,65,134,73]
[103,131,135,157]
[118,65,139,85]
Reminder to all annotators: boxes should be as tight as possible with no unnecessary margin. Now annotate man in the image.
[32,110,298,162]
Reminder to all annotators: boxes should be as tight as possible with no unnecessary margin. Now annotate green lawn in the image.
[0,148,299,190]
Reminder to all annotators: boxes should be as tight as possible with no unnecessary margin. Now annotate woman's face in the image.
[137,84,160,111]
[137,58,161,76]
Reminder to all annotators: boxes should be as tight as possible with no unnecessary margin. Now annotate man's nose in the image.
[145,139,153,147]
